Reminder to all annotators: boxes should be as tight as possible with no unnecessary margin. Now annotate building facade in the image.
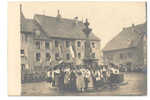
[20,5,101,76]
[103,23,147,71]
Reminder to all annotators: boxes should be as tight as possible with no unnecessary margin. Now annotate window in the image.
[45,41,50,49]
[120,53,123,59]
[107,55,113,60]
[84,42,86,48]
[25,34,28,42]
[92,42,95,48]
[55,53,59,60]
[66,40,70,48]
[66,53,70,60]
[21,34,24,41]
[36,41,40,49]
[36,53,40,61]
[128,52,132,58]
[46,53,51,61]
[92,53,96,58]
[78,52,81,59]
[21,64,25,71]
[55,40,59,47]
[21,50,24,54]
[77,41,81,47]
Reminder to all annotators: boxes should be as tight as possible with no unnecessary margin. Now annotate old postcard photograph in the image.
[8,2,147,96]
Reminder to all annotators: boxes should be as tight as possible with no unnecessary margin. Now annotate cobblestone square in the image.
[22,72,147,96]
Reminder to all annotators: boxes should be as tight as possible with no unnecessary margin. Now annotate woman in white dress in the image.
[76,71,85,92]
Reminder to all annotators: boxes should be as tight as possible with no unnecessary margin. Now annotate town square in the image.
[18,2,147,96]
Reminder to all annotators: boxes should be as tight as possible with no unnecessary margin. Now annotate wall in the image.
[21,31,101,73]
[103,47,138,67]
[143,35,147,66]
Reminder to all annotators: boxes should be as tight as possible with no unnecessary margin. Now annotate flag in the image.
[25,64,29,70]
[72,43,76,57]
[70,45,75,58]
[60,44,63,54]
[49,56,52,64]
[58,60,63,64]
[58,44,62,57]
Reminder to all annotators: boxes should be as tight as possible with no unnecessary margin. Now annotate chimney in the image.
[20,4,22,12]
[56,10,61,22]
[57,9,61,18]
[131,24,135,32]
[123,27,126,30]
[20,4,24,32]
[145,2,147,22]
[73,16,78,25]
[132,24,135,27]
[81,17,84,23]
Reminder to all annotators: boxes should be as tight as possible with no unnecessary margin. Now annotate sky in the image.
[17,2,146,49]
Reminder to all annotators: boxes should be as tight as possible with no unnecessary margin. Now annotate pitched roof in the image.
[103,22,147,52]
[34,14,100,41]
[20,18,35,33]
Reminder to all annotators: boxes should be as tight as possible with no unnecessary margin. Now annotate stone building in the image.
[20,5,101,75]
[103,22,147,71]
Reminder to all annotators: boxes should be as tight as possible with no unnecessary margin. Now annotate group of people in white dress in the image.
[47,64,120,92]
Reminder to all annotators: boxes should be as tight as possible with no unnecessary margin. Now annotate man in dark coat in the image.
[70,70,77,91]
[58,68,65,92]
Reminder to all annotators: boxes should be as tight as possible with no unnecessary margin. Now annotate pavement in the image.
[21,72,147,96]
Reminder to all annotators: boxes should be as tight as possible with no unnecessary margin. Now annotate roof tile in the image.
[34,14,100,41]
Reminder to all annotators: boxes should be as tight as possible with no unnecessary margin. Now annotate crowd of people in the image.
[47,64,122,92]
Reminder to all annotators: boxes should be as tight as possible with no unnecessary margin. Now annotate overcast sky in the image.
[18,2,146,49]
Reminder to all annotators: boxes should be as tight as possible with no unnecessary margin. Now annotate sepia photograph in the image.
[8,2,147,96]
